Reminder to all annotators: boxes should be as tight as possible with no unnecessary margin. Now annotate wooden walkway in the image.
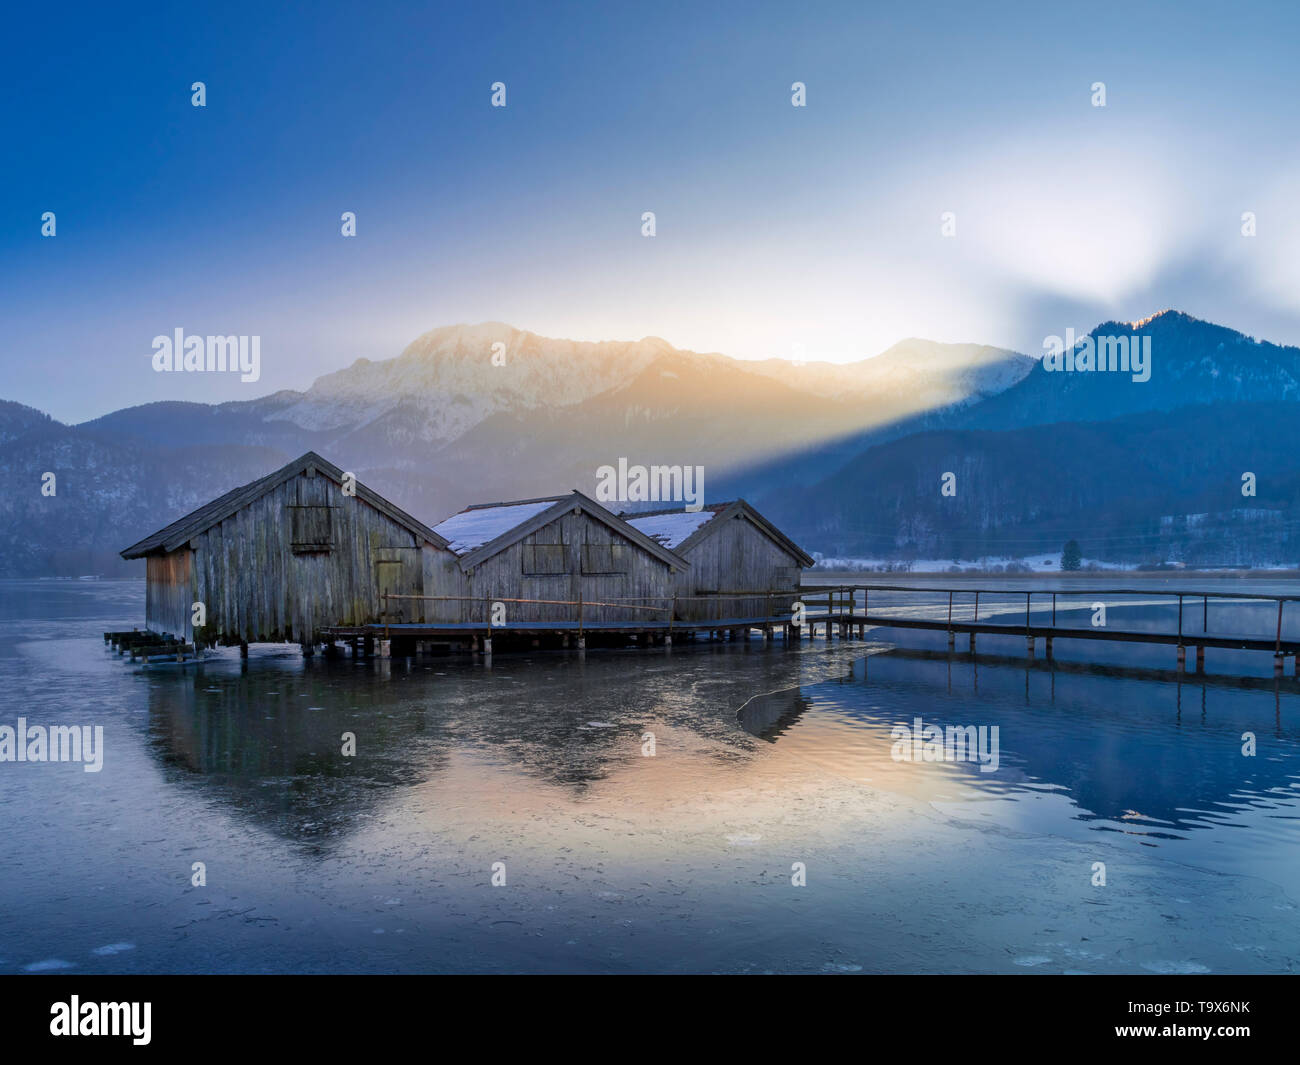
[113,582,1300,677]
[317,591,805,655]
[799,583,1300,676]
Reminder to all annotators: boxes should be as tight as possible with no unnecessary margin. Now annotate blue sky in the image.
[5,0,1300,422]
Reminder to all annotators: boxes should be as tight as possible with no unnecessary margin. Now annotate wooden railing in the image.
[378,589,799,636]
[804,582,1300,657]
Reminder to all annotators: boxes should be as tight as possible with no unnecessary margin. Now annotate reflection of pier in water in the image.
[737,688,813,741]
[744,647,1300,835]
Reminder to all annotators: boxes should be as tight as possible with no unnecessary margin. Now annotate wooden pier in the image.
[111,581,1300,679]
[103,629,200,664]
[321,590,802,656]
[797,583,1300,677]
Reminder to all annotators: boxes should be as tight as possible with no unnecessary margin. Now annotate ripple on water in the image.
[23,959,76,972]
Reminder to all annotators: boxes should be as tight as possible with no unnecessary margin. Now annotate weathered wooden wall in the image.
[463,510,677,625]
[420,550,470,624]
[145,550,193,639]
[670,514,802,621]
[146,469,454,645]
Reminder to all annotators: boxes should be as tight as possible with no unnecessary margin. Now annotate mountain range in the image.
[3,311,1299,575]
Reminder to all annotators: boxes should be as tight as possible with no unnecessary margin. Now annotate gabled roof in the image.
[120,451,449,558]
[433,490,687,572]
[621,504,730,549]
[623,499,815,567]
[433,497,566,555]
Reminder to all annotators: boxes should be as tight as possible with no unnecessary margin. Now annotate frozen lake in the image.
[1,578,1298,974]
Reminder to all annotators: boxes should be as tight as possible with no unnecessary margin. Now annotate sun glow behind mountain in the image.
[7,2,1300,423]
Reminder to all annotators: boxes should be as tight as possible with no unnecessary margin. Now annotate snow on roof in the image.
[433,499,559,555]
[624,508,723,549]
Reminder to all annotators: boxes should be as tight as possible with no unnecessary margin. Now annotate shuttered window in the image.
[290,505,333,554]
[772,565,799,588]
[521,544,566,575]
[582,544,628,574]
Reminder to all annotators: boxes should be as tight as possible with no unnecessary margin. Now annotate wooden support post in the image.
[1177,645,1186,672]
[1196,645,1205,673]
[1026,635,1035,658]
[1045,636,1053,660]
[969,632,976,653]
[1275,654,1284,677]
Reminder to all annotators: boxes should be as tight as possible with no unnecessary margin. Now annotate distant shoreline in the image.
[807,568,1300,581]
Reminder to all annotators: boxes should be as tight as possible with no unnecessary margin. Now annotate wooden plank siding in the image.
[669,513,803,621]
[145,468,453,646]
[463,510,676,625]
[126,454,811,650]
[145,550,193,639]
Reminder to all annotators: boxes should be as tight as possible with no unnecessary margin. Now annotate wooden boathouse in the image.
[427,491,687,628]
[326,495,816,655]
[119,451,457,654]
[622,500,814,621]
[116,456,818,660]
